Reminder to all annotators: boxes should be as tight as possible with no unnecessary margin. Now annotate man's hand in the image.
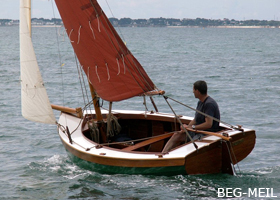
[180,124,191,132]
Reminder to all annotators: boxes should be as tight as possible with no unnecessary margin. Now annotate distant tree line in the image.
[0,18,63,26]
[1,17,280,27]
[109,17,280,27]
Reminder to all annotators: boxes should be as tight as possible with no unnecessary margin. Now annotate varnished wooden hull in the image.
[62,141,187,175]
[57,110,256,175]
[185,140,222,174]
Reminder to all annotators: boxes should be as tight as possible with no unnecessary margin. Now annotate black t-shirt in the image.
[194,96,220,131]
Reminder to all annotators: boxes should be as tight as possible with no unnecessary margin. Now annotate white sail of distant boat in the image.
[20,0,56,124]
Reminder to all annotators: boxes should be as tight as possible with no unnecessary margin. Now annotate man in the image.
[162,80,220,153]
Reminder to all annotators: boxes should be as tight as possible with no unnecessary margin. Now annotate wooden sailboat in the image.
[20,0,256,175]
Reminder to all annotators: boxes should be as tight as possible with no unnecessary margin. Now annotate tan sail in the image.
[20,0,56,124]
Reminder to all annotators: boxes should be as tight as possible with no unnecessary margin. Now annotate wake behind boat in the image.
[20,0,255,175]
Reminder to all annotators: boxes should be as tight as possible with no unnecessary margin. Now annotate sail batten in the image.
[55,0,156,102]
[20,0,56,124]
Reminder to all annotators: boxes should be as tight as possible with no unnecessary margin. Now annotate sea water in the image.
[0,25,280,199]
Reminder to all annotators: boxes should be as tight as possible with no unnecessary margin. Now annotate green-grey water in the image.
[1,25,280,199]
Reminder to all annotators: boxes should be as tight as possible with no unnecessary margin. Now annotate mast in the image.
[89,82,107,143]
[88,82,103,122]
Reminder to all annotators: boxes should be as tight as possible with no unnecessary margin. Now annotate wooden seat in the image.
[122,132,174,151]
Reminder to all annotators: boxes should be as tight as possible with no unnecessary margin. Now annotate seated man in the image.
[162,80,220,153]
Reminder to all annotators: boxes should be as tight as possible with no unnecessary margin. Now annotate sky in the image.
[2,0,280,21]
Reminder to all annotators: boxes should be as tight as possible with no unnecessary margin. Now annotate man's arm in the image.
[181,117,212,131]
[192,116,212,130]
[180,118,196,132]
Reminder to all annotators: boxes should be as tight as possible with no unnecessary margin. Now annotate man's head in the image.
[193,80,207,98]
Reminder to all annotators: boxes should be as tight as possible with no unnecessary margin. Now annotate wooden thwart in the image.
[122,132,174,151]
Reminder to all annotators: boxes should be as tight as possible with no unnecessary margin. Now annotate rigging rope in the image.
[88,119,100,143]
[227,141,241,174]
[165,95,241,130]
[107,114,122,138]
[75,58,87,108]
[50,0,70,128]
[143,96,149,112]
[104,0,126,42]
[79,64,93,112]
[50,0,65,107]
[106,102,121,138]
[163,96,198,150]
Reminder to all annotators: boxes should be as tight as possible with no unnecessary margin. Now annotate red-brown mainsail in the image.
[55,0,155,101]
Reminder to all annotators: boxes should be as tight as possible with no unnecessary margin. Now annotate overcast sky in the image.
[2,0,280,21]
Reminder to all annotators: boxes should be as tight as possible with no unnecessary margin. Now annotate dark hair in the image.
[193,80,207,95]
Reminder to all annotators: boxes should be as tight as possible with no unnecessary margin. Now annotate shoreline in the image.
[167,25,279,29]
[2,24,279,29]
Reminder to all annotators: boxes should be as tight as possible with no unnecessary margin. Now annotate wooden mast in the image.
[88,82,103,122]
[88,82,107,143]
